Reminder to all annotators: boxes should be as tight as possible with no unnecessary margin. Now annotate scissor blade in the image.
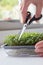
[18,24,27,40]
[18,19,31,40]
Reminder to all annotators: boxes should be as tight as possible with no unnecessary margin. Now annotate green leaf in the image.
[4,32,43,46]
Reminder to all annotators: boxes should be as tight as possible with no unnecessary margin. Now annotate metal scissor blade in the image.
[18,24,27,40]
[18,12,31,40]
[18,19,31,40]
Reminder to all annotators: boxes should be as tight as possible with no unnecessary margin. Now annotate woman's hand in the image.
[35,41,43,57]
[20,0,43,23]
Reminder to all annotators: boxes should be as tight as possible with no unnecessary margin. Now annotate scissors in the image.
[18,12,42,40]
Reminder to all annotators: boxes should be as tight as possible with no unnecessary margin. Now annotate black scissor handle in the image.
[25,11,42,25]
[25,12,31,23]
[29,14,42,25]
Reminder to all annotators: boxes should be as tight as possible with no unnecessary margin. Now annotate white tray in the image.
[2,45,39,57]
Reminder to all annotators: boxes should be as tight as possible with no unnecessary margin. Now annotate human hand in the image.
[20,0,43,23]
[35,41,43,57]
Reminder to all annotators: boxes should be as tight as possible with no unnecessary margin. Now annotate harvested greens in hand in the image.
[4,32,43,46]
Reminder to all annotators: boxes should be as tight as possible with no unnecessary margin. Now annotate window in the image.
[0,0,43,30]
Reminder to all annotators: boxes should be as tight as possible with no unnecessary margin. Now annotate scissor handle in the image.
[29,14,42,25]
[25,11,42,25]
[25,12,31,23]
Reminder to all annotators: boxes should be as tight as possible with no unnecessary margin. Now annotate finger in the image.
[20,3,22,10]
[35,52,43,57]
[42,0,43,7]
[36,52,43,57]
[38,53,43,57]
[35,41,43,49]
[20,0,24,11]
[20,8,27,23]
[35,48,43,53]
[20,3,30,23]
[35,4,42,18]
[21,0,30,12]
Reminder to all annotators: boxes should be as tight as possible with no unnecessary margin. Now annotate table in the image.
[0,29,43,65]
[0,48,43,65]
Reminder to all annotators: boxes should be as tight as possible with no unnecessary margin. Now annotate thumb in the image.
[20,4,30,23]
[35,5,42,18]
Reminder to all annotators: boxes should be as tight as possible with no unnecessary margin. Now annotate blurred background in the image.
[0,0,19,20]
[0,0,43,30]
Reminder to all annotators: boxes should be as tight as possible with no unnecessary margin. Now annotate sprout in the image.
[4,32,43,46]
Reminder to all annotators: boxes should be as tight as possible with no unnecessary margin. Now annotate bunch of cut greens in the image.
[4,32,43,46]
